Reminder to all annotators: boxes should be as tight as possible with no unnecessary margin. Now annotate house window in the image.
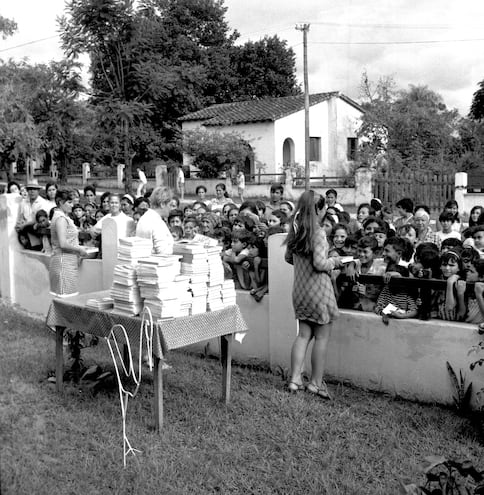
[309,137,321,161]
[347,138,357,161]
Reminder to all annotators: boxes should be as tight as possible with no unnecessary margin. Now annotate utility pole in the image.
[296,23,310,190]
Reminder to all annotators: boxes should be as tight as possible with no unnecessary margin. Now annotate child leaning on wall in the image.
[374,237,418,323]
[222,228,252,290]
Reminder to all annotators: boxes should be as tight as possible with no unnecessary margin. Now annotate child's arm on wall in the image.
[445,274,459,313]
[455,280,467,320]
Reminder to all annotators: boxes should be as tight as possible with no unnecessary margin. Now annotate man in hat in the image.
[15,180,51,248]
[15,181,50,230]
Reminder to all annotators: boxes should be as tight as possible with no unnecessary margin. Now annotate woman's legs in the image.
[309,323,331,387]
[289,320,313,385]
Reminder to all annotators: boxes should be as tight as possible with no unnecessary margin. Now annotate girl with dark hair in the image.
[469,205,483,228]
[45,181,58,213]
[284,191,342,399]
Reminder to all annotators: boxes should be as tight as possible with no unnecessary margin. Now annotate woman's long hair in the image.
[285,190,321,257]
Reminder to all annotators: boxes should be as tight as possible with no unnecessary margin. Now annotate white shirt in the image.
[136,208,174,255]
[93,212,134,237]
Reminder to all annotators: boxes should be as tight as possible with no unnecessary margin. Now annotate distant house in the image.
[180,92,364,180]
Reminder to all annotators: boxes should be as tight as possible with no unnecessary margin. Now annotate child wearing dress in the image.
[284,191,342,399]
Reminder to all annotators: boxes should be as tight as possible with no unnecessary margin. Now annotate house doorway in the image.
[283,138,295,166]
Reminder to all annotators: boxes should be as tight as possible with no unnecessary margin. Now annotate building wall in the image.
[182,120,275,176]
[182,96,362,178]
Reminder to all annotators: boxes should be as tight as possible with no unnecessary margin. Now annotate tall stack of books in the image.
[206,245,224,311]
[221,279,237,307]
[111,264,143,316]
[136,255,191,319]
[111,237,154,316]
[173,242,209,314]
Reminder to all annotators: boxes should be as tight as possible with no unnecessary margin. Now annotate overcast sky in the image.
[2,0,484,116]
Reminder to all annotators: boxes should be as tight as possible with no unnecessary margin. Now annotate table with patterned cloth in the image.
[46,290,248,431]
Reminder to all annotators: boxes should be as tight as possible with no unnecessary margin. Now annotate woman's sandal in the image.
[306,381,332,400]
[287,381,305,393]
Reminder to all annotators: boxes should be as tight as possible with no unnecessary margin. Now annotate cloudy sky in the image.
[2,0,484,115]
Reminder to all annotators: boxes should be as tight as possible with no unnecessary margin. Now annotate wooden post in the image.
[220,334,233,404]
[153,356,163,433]
[55,326,65,393]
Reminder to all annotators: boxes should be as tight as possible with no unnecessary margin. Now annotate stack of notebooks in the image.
[173,242,209,314]
[136,255,191,319]
[86,296,114,310]
[117,236,153,265]
[111,264,143,316]
[221,279,237,307]
[110,237,153,316]
[206,245,224,311]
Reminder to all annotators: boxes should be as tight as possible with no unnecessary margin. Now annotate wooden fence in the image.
[373,170,454,212]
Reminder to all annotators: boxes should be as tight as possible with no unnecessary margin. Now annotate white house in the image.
[180,92,364,180]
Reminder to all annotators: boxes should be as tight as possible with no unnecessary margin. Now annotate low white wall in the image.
[267,234,484,408]
[2,192,483,408]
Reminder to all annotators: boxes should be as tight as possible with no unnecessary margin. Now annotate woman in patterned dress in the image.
[284,191,342,399]
[49,189,87,297]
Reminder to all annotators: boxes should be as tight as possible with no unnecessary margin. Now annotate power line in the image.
[302,21,456,30]
[310,38,484,45]
[0,35,59,54]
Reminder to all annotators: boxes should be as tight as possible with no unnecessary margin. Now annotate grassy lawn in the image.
[1,301,483,495]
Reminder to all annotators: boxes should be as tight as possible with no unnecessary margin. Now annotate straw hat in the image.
[26,179,41,189]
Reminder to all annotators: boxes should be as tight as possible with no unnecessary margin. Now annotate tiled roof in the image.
[180,92,363,126]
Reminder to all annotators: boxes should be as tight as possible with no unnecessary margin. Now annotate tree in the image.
[183,129,252,178]
[0,14,17,39]
[0,59,91,181]
[358,72,460,173]
[228,35,300,101]
[60,0,301,173]
[59,0,151,192]
[470,79,484,121]
[0,61,42,178]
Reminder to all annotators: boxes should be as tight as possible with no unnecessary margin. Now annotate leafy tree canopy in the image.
[358,71,461,173]
[0,14,17,39]
[183,129,252,178]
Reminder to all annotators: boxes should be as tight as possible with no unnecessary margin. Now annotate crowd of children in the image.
[10,177,484,321]
[324,194,484,325]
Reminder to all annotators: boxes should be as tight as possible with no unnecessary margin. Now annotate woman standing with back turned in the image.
[284,191,342,399]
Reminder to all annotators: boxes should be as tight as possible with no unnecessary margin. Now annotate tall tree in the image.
[358,72,460,173]
[59,0,150,192]
[228,35,300,101]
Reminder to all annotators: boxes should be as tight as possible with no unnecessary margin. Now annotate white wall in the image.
[182,120,275,175]
[3,194,482,408]
[182,96,362,178]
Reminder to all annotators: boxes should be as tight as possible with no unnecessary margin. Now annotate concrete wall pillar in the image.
[0,194,21,300]
[354,167,373,205]
[49,162,59,181]
[284,168,295,201]
[455,172,468,214]
[117,164,125,189]
[82,163,91,184]
[155,164,167,187]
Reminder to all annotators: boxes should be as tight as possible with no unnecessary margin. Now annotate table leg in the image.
[153,356,163,433]
[220,334,233,404]
[55,326,65,393]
